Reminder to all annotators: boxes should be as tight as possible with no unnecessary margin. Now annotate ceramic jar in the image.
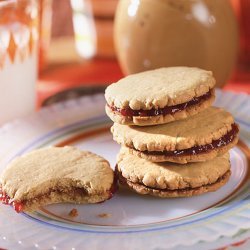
[114,0,238,87]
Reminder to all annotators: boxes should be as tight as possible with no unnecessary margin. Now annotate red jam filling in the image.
[139,123,239,157]
[116,167,230,192]
[109,89,212,117]
[107,182,118,200]
[95,177,118,204]
[107,172,118,200]
[0,186,23,213]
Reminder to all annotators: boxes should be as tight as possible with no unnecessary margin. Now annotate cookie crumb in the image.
[98,213,111,218]
[69,208,78,217]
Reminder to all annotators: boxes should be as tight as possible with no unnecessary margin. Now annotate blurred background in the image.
[38,0,250,107]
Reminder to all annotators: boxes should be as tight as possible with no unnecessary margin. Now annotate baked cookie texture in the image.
[0,146,115,211]
[105,67,215,109]
[111,107,238,163]
[117,147,231,197]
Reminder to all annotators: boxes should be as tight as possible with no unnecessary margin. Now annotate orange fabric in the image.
[38,59,123,106]
[38,59,250,107]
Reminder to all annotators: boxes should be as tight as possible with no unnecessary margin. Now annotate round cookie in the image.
[0,146,116,212]
[111,107,239,164]
[105,67,215,126]
[116,147,231,198]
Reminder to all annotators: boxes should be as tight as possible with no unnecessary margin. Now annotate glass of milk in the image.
[0,0,38,124]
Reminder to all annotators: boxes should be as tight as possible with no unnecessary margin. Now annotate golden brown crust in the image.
[105,67,216,110]
[117,170,231,198]
[106,93,215,126]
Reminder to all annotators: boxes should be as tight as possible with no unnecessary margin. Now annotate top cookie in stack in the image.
[105,67,215,126]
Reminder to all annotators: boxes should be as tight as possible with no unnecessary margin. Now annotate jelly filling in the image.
[136,123,239,157]
[107,175,118,200]
[108,89,213,117]
[116,167,230,192]
[0,186,23,213]
[0,177,118,212]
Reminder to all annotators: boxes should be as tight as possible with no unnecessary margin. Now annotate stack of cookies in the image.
[105,67,239,198]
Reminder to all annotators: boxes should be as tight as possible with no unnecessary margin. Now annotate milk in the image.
[0,23,37,125]
[0,53,37,124]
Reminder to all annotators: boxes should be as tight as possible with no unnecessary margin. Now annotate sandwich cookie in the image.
[105,67,215,126]
[0,146,116,212]
[112,107,239,164]
[116,147,231,198]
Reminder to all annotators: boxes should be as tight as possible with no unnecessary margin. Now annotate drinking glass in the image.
[0,0,38,124]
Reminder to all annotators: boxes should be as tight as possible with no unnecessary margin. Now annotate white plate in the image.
[0,89,249,250]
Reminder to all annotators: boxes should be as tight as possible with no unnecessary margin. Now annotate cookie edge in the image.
[117,169,231,198]
[106,92,215,126]
[127,136,238,163]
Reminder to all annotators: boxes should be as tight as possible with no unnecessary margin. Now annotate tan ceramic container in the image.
[114,0,238,87]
